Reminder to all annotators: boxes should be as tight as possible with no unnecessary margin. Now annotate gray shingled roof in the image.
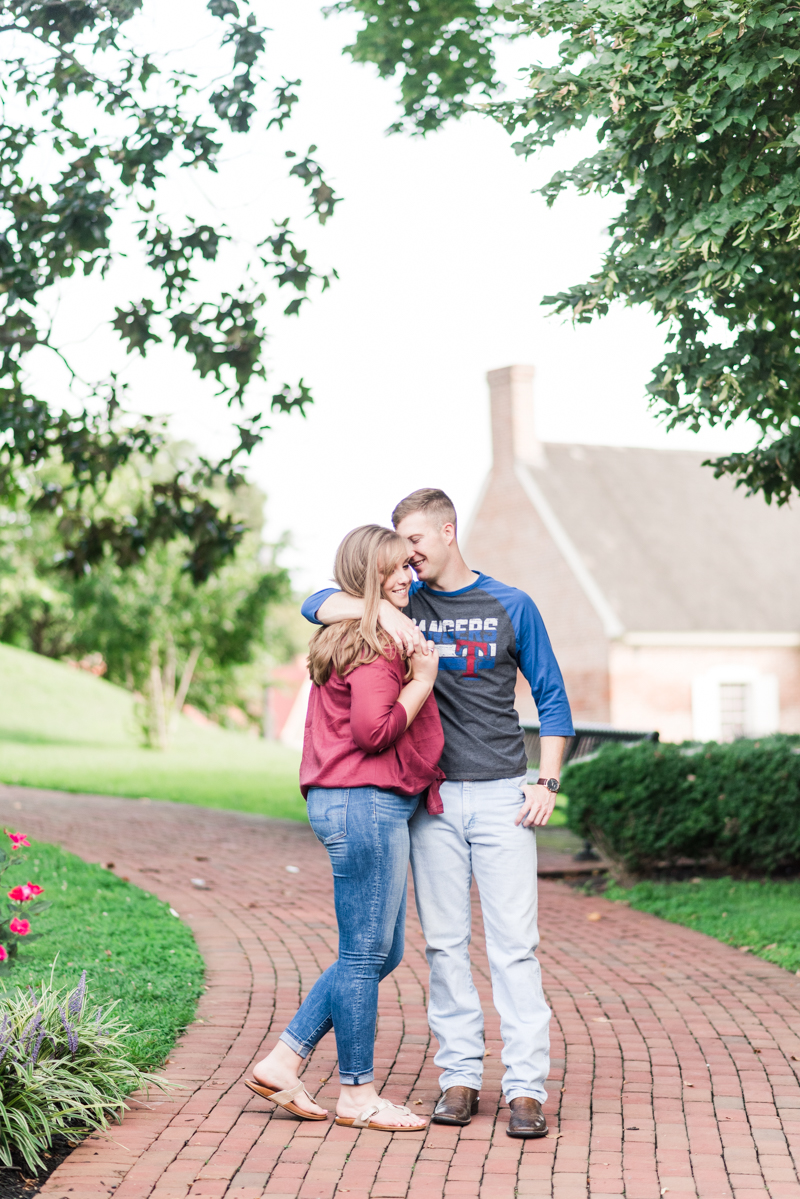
[525,444,800,632]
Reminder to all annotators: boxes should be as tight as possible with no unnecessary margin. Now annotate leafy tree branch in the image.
[0,0,341,575]
[337,0,800,503]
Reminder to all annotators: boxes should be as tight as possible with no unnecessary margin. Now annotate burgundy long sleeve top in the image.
[299,653,445,813]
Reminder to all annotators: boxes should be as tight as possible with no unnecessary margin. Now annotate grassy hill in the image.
[0,643,305,819]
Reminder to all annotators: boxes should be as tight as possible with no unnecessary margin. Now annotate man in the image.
[302,488,574,1138]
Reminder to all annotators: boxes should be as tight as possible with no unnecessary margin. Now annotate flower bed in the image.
[0,835,204,1181]
[8,839,204,1067]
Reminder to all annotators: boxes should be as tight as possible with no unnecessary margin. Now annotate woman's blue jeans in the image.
[280,786,419,1085]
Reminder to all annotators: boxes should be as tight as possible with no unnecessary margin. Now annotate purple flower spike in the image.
[57,1004,78,1055]
[58,1003,79,1057]
[0,1015,12,1068]
[69,971,87,1017]
[24,1012,42,1060]
[30,1024,46,1067]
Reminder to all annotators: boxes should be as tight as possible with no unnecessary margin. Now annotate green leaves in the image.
[496,0,800,503]
[261,219,339,313]
[209,11,267,133]
[330,0,501,134]
[271,379,313,416]
[0,0,342,579]
[169,288,268,404]
[286,147,342,224]
[112,299,163,357]
[270,78,302,132]
[342,0,800,501]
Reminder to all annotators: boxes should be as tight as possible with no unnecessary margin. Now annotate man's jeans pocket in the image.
[307,788,349,845]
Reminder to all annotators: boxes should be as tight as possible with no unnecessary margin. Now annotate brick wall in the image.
[464,466,611,723]
[609,642,800,741]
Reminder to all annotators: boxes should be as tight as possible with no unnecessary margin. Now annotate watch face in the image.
[547,778,559,793]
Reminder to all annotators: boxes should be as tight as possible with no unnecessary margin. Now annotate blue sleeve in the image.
[482,579,575,737]
[301,579,424,625]
[301,588,338,625]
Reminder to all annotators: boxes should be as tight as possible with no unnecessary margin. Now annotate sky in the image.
[22,0,758,591]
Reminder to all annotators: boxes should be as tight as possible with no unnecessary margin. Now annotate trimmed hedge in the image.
[563,736,800,875]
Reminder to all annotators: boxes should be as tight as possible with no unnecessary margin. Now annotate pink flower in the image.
[9,919,30,936]
[5,832,29,850]
[0,947,9,962]
[8,883,43,902]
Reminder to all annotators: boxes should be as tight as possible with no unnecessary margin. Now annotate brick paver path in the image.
[1,786,799,1199]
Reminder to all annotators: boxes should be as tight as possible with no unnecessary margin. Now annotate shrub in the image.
[0,970,166,1172]
[563,736,800,875]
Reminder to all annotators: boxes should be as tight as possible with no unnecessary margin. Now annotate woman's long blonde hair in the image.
[308,525,410,685]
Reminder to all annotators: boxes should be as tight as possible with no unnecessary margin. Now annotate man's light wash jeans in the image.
[409,776,550,1103]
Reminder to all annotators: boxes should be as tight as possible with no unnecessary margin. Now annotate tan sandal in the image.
[335,1098,427,1132]
[243,1078,328,1121]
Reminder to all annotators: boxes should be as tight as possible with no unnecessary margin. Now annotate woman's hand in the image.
[410,641,438,687]
[397,642,438,728]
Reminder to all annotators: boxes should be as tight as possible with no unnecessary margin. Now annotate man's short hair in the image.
[391,488,458,532]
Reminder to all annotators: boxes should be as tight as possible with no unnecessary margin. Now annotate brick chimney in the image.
[486,364,544,470]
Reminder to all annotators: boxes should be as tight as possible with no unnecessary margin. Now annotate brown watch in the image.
[537,777,560,793]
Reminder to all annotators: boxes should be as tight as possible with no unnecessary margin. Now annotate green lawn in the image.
[8,838,204,1066]
[606,876,800,975]
[0,643,306,819]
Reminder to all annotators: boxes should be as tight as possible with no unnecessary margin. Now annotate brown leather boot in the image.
[432,1086,480,1126]
[506,1097,548,1139]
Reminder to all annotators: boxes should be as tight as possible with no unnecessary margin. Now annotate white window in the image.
[719,682,749,741]
[692,666,779,743]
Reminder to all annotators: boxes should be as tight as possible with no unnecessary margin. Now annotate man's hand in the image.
[516,736,566,828]
[515,783,556,828]
[315,592,426,657]
[378,600,425,656]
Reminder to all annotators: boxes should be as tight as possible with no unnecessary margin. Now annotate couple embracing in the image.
[246,488,574,1135]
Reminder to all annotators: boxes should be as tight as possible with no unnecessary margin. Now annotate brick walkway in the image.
[1,786,799,1199]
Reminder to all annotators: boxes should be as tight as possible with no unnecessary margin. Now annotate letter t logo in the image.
[455,639,488,679]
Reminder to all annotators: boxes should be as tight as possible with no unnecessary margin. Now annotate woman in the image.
[246,525,444,1132]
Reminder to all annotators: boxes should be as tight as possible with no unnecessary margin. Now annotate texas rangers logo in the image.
[414,617,497,680]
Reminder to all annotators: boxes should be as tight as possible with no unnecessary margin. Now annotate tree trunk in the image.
[163,632,177,712]
[172,645,202,729]
[148,641,168,751]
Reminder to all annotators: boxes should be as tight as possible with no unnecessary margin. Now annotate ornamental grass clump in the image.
[0,969,167,1172]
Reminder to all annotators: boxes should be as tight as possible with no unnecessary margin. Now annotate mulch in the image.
[0,1136,77,1199]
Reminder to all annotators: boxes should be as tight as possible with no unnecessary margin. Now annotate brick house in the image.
[463,365,800,743]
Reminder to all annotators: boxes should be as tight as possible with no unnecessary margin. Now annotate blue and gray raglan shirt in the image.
[301,571,574,781]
